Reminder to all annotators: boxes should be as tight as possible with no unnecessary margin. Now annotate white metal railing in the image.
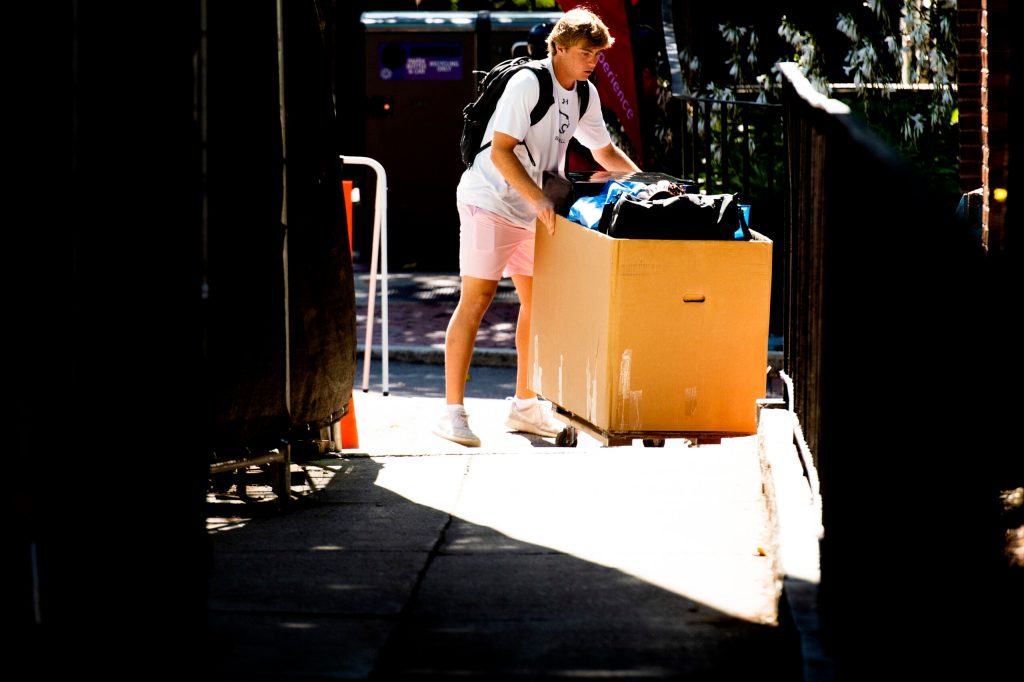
[340,155,389,396]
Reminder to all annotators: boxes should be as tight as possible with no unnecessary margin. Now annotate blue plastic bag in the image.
[567,179,648,229]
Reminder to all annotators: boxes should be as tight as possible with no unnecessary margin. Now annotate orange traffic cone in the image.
[342,180,355,255]
[340,396,359,449]
[340,181,360,450]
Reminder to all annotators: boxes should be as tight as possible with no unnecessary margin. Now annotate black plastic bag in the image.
[602,192,747,241]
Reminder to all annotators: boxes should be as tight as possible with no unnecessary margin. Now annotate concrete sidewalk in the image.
[205,357,830,680]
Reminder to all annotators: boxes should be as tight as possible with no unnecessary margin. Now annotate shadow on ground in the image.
[205,456,804,681]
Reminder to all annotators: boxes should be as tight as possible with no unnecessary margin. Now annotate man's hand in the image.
[536,197,556,236]
[491,131,558,235]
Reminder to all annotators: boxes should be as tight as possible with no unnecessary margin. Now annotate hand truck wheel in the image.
[555,426,578,447]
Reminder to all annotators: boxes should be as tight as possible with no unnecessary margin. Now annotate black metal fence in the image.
[676,94,782,202]
[777,61,1013,679]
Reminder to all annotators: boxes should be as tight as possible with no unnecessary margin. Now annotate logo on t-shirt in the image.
[559,109,570,134]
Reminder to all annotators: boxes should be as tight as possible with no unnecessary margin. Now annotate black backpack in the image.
[460,56,590,169]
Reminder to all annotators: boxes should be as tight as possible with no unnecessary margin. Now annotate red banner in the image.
[557,0,643,166]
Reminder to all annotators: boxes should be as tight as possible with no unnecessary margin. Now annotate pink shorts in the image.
[458,203,535,280]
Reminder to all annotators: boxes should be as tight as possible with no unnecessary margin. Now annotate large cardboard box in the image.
[529,216,772,437]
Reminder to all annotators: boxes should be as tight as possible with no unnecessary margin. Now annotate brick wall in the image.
[958,0,982,193]
[981,0,1010,255]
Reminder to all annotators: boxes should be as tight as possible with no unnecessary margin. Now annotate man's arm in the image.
[490,131,557,235]
[592,142,641,173]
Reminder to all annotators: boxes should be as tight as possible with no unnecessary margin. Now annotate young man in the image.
[434,7,641,447]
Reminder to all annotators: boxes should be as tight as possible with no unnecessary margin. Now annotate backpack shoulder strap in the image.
[576,79,590,117]
[525,67,592,124]
[527,65,554,125]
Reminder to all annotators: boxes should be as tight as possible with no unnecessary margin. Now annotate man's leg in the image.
[509,273,535,400]
[444,276,498,405]
[506,273,561,437]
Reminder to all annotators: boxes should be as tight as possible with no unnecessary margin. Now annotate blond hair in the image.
[547,7,614,57]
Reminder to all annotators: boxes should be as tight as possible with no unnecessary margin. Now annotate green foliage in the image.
[835,89,962,201]
[836,0,957,143]
[647,70,676,172]
[774,16,829,95]
[674,33,784,201]
[830,0,959,200]
[681,0,959,202]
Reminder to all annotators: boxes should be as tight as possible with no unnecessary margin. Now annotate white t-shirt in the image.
[456,57,612,230]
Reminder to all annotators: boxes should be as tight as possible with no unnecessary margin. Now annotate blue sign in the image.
[377,42,463,81]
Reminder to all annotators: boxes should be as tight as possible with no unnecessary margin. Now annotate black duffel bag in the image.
[600,191,746,241]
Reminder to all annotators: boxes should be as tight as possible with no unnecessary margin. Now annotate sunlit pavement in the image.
[205,359,828,680]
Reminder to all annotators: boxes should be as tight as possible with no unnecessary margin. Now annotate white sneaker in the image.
[505,398,562,437]
[432,407,481,447]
